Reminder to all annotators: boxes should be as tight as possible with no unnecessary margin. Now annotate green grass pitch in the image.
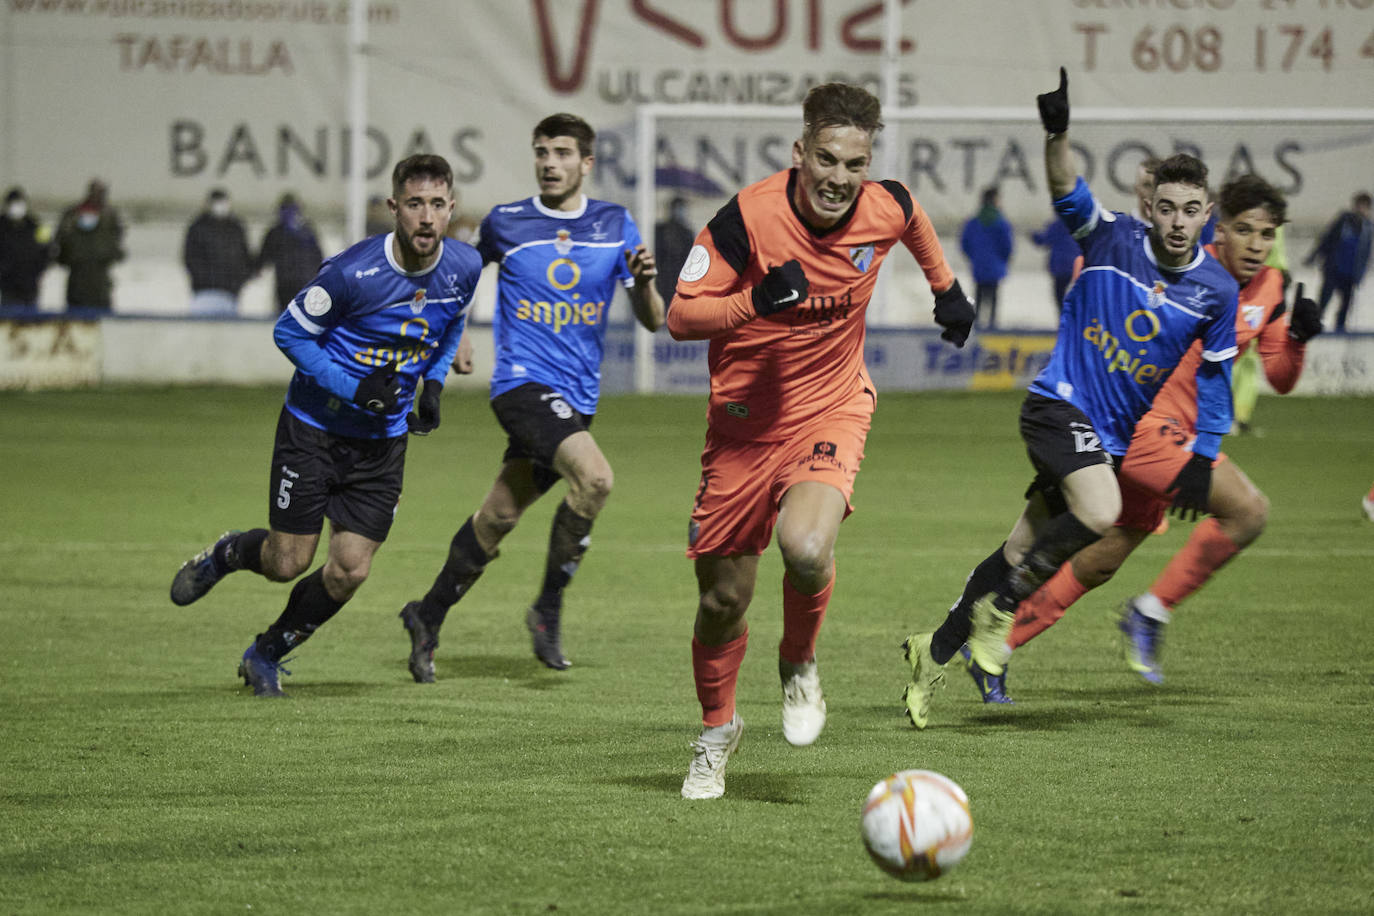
[2,386,1371,915]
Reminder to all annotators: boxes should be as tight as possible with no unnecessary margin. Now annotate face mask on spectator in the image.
[5,201,24,220]
[211,200,231,218]
[77,210,99,230]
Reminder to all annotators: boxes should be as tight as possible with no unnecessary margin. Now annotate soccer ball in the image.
[860,769,973,881]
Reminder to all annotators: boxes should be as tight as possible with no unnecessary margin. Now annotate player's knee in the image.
[478,505,522,541]
[324,560,369,598]
[776,536,833,593]
[1077,501,1121,537]
[1074,555,1120,589]
[261,550,311,583]
[569,467,613,517]
[698,582,752,629]
[1229,490,1269,546]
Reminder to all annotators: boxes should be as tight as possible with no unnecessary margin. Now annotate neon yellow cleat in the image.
[901,633,945,730]
[968,593,1014,676]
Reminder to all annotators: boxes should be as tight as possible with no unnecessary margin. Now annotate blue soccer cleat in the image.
[237,642,289,697]
[1118,600,1165,684]
[170,531,239,606]
[959,644,1014,704]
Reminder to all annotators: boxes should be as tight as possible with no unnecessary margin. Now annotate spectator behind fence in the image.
[960,186,1014,328]
[1031,215,1078,313]
[55,178,125,312]
[255,193,324,312]
[183,188,255,316]
[1304,191,1372,333]
[0,186,53,311]
[653,195,695,303]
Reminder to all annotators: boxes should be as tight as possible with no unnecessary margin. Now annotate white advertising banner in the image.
[2,0,1371,225]
[0,319,101,389]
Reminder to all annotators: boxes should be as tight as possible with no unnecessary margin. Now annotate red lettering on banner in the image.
[532,0,915,94]
[721,0,787,50]
[842,0,916,53]
[533,0,601,94]
[631,0,705,47]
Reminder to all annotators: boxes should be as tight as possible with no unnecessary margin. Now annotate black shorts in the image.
[1019,393,1116,516]
[267,407,407,543]
[490,382,594,494]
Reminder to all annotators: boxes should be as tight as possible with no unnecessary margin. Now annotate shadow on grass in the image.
[610,771,807,804]
[431,653,576,690]
[862,888,965,903]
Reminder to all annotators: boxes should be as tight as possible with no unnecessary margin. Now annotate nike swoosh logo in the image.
[808,464,827,471]
[776,290,800,304]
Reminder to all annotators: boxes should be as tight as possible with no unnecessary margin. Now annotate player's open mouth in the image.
[818,187,848,208]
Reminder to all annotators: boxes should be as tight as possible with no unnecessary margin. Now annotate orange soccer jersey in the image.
[1115,257,1305,531]
[1145,255,1302,431]
[667,168,955,442]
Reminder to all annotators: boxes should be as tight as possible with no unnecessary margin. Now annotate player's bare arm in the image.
[626,244,666,331]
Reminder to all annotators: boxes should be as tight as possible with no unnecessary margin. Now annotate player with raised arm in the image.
[669,82,977,799]
[169,154,482,697]
[899,69,1239,729]
[396,114,664,680]
[961,174,1321,696]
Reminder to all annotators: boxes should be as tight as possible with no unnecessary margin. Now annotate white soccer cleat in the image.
[1363,494,1374,522]
[779,657,827,747]
[681,715,744,800]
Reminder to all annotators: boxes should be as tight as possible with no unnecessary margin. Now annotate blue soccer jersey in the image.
[1029,177,1238,458]
[274,232,483,439]
[476,194,640,415]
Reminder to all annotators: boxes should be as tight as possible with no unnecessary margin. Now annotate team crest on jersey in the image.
[410,288,427,314]
[848,244,875,273]
[1146,281,1166,310]
[1242,304,1265,329]
[554,229,574,255]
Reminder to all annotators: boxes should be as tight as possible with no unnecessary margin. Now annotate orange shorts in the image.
[686,400,871,559]
[1117,412,1228,532]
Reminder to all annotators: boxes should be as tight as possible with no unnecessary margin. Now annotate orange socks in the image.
[692,630,749,727]
[1010,562,1089,649]
[1149,517,1240,610]
[779,575,833,665]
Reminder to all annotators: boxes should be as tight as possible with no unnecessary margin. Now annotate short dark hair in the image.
[980,186,999,208]
[391,154,453,198]
[1153,154,1209,196]
[533,113,596,158]
[1217,174,1287,225]
[1355,192,1372,209]
[801,82,883,144]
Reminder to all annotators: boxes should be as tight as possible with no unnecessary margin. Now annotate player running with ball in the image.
[668,82,976,798]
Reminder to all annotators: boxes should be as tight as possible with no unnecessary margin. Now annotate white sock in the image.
[1135,592,1172,624]
[701,716,738,740]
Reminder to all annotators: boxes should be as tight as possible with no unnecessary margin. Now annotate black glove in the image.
[1166,452,1213,522]
[751,259,809,316]
[932,280,976,348]
[354,360,401,414]
[407,379,443,435]
[1037,67,1070,135]
[1287,282,1322,343]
